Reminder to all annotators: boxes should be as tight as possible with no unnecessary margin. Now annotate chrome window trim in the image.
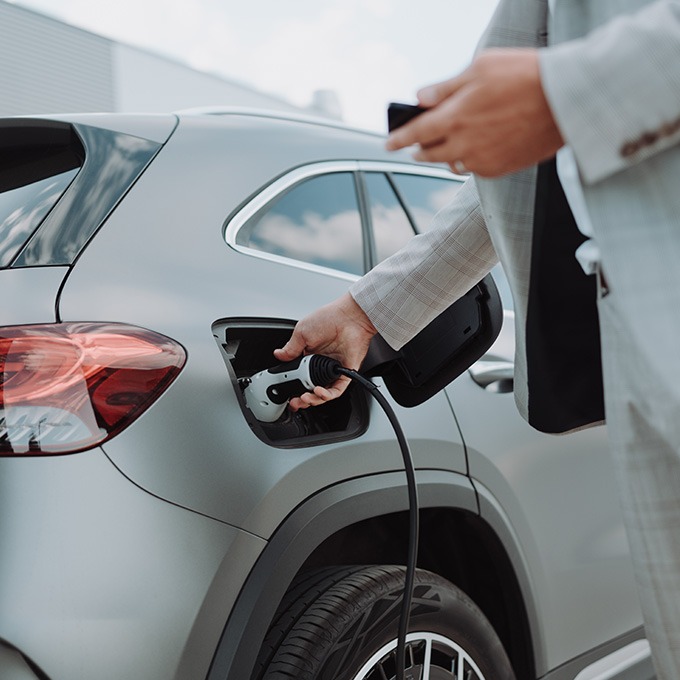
[224,160,463,280]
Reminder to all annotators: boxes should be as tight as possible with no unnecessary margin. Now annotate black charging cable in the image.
[335,365,419,680]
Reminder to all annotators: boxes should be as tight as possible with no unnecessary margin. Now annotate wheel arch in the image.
[206,469,540,680]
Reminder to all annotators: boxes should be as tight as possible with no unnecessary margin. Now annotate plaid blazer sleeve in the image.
[540,0,680,184]
[349,176,498,350]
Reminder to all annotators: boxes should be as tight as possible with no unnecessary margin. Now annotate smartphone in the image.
[387,102,428,132]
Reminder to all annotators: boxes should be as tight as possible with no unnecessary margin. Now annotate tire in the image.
[253,565,516,680]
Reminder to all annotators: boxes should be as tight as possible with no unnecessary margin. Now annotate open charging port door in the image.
[362,273,503,407]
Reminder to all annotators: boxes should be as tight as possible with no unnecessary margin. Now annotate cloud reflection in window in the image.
[392,174,462,233]
[0,170,78,267]
[247,208,364,275]
[240,172,364,275]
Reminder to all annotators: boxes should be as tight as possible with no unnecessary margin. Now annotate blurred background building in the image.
[0,0,341,119]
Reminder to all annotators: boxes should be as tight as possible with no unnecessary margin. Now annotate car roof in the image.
[4,107,386,143]
[174,106,385,139]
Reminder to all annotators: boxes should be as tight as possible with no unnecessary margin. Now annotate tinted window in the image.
[237,173,364,275]
[363,173,416,264]
[0,122,83,267]
[15,125,161,267]
[391,173,462,233]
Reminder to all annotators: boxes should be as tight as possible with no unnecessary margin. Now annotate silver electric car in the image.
[0,110,653,680]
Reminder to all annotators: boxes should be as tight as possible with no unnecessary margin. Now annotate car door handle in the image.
[468,359,514,393]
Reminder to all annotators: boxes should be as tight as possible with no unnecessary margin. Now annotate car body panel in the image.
[0,450,264,680]
[0,267,67,325]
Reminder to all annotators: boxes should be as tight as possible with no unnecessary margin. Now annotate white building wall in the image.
[0,0,306,117]
[0,1,114,115]
[113,44,301,114]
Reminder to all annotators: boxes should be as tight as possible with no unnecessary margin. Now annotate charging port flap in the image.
[362,273,503,407]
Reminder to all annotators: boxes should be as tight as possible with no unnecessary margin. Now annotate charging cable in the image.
[335,365,419,680]
[242,356,419,680]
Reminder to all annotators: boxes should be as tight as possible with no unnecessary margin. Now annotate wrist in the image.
[344,292,378,336]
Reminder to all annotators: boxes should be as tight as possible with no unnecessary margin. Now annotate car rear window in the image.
[0,119,162,269]
[0,121,83,267]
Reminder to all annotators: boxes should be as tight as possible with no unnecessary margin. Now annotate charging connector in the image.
[241,355,341,422]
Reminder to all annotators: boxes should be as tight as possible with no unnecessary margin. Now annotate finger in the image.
[288,392,319,410]
[413,138,465,165]
[288,376,350,411]
[316,376,351,401]
[385,107,451,152]
[287,397,311,411]
[385,70,474,152]
[417,75,464,107]
[289,390,326,411]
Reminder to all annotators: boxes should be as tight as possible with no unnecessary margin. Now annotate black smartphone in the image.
[387,102,428,132]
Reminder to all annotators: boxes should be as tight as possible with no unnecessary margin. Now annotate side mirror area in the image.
[361,273,503,407]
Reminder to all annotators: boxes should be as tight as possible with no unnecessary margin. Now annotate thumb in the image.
[274,331,306,362]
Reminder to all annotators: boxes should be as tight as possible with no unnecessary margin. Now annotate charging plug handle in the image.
[243,355,342,422]
[307,354,343,385]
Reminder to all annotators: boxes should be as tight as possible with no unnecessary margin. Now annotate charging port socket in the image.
[212,318,368,448]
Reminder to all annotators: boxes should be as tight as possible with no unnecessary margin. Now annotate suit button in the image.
[621,140,641,157]
[641,131,659,146]
[660,117,680,138]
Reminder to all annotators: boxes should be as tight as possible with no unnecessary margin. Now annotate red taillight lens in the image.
[0,323,186,456]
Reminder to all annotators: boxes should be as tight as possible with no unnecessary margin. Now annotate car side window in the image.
[236,172,365,275]
[391,173,463,233]
[363,172,416,264]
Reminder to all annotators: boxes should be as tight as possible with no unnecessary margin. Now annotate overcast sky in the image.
[11,0,499,131]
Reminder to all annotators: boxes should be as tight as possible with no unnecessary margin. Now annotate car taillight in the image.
[0,323,186,456]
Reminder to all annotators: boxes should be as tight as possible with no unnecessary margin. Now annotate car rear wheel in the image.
[253,565,516,680]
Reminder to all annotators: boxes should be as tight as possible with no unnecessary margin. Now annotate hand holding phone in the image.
[387,102,428,132]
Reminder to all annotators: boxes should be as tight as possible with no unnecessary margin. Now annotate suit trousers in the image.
[597,277,680,679]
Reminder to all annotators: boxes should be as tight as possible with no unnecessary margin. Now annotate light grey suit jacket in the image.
[351,0,680,429]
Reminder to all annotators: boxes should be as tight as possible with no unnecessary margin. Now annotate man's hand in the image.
[386,48,564,177]
[274,293,378,410]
